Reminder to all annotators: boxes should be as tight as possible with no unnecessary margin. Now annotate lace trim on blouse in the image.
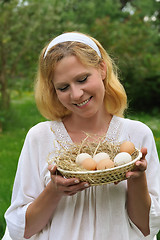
[50,115,122,147]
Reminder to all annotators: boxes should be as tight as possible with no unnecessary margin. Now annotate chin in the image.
[78,111,99,119]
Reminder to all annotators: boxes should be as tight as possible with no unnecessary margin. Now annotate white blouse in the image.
[5,116,160,240]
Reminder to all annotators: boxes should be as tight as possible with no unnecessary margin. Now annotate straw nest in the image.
[47,135,141,185]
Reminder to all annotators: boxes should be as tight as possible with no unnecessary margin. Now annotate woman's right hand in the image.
[48,165,90,196]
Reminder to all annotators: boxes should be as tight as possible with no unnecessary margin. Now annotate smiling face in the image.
[53,55,107,120]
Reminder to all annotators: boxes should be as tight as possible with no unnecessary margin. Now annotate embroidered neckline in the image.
[106,115,122,143]
[51,115,122,146]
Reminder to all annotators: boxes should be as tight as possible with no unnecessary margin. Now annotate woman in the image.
[4,32,160,239]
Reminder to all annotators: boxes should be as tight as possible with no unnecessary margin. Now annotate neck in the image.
[63,112,112,143]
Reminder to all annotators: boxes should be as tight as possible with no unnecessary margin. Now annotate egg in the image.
[114,152,132,166]
[96,158,114,170]
[76,153,92,165]
[120,141,135,155]
[93,152,110,163]
[81,158,97,170]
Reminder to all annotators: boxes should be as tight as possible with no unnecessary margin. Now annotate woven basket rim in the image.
[57,149,142,175]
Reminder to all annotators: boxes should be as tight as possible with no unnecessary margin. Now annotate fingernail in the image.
[74,179,80,183]
[51,164,56,171]
[84,183,89,187]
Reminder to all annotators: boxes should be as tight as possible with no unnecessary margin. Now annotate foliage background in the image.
[0,0,160,238]
[0,0,160,122]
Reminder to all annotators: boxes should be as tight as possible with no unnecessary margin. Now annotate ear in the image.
[99,61,107,80]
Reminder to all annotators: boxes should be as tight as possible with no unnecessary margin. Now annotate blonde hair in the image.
[35,32,127,120]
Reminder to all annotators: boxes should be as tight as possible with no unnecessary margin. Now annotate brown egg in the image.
[76,153,92,165]
[81,158,97,170]
[120,141,135,155]
[96,158,114,170]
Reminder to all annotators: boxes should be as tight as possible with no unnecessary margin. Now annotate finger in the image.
[64,182,90,195]
[58,177,81,187]
[114,181,120,185]
[51,175,81,190]
[48,164,57,175]
[135,160,147,171]
[126,170,145,179]
[141,147,147,159]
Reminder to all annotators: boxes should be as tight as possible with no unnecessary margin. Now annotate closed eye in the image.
[78,75,88,83]
[57,85,69,92]
[56,74,89,92]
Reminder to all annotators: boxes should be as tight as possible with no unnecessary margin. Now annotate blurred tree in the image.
[120,0,134,9]
[0,0,160,130]
[88,0,160,110]
[0,0,83,129]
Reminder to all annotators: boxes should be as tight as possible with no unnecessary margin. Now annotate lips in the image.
[74,96,92,107]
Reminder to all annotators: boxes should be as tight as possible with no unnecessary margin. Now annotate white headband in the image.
[43,32,101,58]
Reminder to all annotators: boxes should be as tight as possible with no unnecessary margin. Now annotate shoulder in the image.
[124,118,146,127]
[26,121,61,143]
[115,116,153,138]
[26,121,50,139]
[28,121,52,134]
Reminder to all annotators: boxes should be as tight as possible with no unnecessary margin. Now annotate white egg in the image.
[93,152,110,163]
[114,152,132,166]
[76,153,92,165]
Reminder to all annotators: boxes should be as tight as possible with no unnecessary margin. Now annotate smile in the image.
[75,97,92,107]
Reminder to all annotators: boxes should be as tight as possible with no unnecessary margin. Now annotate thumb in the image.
[141,147,147,159]
[48,164,57,175]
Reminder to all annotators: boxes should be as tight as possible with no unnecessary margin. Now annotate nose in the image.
[70,85,83,101]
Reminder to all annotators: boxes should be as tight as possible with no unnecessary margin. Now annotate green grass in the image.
[0,92,160,239]
[0,92,45,238]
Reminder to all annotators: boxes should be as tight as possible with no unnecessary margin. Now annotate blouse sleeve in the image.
[128,122,160,238]
[146,134,160,238]
[5,125,51,240]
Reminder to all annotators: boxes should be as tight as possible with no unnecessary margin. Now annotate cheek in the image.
[55,91,63,102]
[95,81,106,102]
[56,91,69,106]
[91,79,105,95]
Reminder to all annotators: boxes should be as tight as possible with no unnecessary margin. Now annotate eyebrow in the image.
[53,71,90,87]
[73,72,90,80]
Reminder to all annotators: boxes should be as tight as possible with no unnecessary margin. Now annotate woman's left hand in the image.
[126,147,147,179]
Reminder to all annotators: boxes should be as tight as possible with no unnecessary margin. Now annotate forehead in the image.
[53,55,90,82]
[55,55,86,70]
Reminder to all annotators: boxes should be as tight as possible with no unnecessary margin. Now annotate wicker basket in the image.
[57,150,142,185]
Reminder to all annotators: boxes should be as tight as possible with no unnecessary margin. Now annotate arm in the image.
[5,125,89,239]
[24,165,89,239]
[126,148,151,236]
